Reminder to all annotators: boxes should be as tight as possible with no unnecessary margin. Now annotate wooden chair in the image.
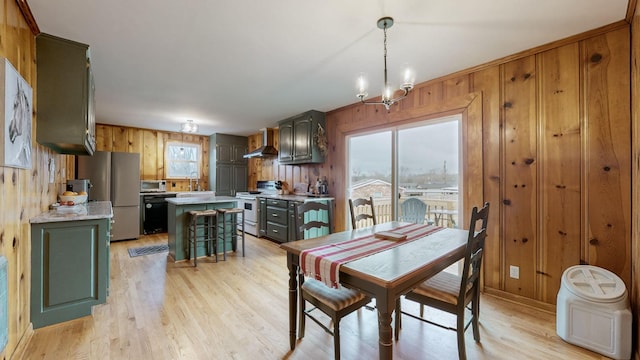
[395,202,490,360]
[400,197,427,224]
[348,197,377,229]
[295,201,371,360]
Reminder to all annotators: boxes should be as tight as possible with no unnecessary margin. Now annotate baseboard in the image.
[10,323,33,360]
[483,288,556,313]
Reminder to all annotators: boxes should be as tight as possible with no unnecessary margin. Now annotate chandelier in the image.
[181,119,198,133]
[356,17,415,110]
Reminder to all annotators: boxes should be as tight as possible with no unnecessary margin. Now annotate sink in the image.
[175,191,216,198]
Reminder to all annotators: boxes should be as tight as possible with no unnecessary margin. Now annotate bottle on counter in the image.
[315,178,322,195]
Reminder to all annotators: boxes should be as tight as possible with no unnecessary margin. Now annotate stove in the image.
[236,180,278,236]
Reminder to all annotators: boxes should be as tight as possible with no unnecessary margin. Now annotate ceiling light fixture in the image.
[356,17,415,110]
[181,119,198,133]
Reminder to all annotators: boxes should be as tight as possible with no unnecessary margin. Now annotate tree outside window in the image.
[166,141,200,179]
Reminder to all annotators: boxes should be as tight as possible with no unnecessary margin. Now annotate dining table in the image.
[280,221,469,360]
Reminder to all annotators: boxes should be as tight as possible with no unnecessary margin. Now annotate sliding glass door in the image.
[347,115,461,228]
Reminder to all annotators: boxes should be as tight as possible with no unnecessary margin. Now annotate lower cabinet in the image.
[31,218,110,328]
[259,198,332,243]
[265,198,289,243]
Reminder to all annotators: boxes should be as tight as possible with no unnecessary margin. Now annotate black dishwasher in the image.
[143,193,176,234]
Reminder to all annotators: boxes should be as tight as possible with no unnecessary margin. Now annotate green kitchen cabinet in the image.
[278,110,326,164]
[36,33,95,155]
[209,133,248,196]
[31,218,110,328]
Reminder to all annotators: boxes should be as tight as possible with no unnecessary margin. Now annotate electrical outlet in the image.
[509,265,520,279]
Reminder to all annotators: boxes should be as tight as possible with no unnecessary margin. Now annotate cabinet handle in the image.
[272,213,278,217]
[272,229,278,233]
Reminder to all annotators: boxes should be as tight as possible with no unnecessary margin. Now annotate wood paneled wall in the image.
[0,1,76,358]
[248,24,632,311]
[93,124,210,192]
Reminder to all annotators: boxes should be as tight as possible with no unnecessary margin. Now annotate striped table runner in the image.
[300,223,444,288]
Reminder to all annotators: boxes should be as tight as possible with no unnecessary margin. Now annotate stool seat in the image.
[187,209,218,267]
[217,207,245,259]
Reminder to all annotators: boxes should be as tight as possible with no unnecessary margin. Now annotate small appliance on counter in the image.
[140,179,167,193]
[66,179,92,195]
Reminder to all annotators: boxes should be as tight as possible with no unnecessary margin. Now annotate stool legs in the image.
[218,208,245,259]
[187,210,218,267]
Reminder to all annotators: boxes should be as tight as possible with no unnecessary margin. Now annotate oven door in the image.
[238,197,258,236]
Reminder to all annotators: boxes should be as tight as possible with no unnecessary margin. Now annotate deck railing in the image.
[350,196,459,228]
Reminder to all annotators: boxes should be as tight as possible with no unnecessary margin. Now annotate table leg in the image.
[377,297,394,360]
[287,258,298,350]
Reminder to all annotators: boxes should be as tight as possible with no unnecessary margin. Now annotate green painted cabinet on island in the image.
[31,218,110,328]
[278,110,326,164]
[36,33,96,155]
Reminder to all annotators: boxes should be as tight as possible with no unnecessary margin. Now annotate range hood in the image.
[243,128,278,158]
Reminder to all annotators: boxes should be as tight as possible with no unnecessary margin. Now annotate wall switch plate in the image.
[509,265,520,279]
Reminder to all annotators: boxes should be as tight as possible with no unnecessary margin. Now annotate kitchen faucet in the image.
[189,171,199,191]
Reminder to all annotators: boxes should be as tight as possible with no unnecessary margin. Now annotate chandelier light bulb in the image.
[382,84,393,102]
[401,65,415,91]
[356,73,369,98]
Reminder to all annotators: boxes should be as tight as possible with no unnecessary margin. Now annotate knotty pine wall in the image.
[248,23,632,312]
[0,1,76,358]
[89,125,211,192]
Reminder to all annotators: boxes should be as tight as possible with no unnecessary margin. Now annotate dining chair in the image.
[395,202,490,360]
[348,197,377,229]
[295,201,372,360]
[399,197,428,224]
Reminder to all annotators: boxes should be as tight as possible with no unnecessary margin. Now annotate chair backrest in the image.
[458,202,490,304]
[399,197,427,224]
[349,197,377,229]
[294,201,333,240]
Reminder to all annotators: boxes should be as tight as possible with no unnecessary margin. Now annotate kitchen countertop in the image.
[165,196,237,205]
[256,194,334,202]
[30,201,114,224]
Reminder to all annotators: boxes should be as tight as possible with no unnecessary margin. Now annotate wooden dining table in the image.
[280,221,468,360]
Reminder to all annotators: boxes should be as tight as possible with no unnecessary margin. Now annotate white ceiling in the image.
[27,0,629,136]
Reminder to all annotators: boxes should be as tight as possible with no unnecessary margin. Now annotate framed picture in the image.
[0,58,32,169]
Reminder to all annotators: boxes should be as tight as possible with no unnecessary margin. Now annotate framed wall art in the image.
[0,58,33,169]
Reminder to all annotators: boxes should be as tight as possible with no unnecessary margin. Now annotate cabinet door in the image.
[216,163,233,196]
[293,117,313,161]
[259,198,267,237]
[278,120,294,162]
[289,201,303,241]
[217,143,233,163]
[233,165,247,194]
[232,144,248,163]
[31,219,108,328]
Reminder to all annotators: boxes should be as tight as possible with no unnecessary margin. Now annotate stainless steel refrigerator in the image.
[77,151,140,241]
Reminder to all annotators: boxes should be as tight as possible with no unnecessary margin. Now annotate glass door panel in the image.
[398,117,461,228]
[347,131,392,225]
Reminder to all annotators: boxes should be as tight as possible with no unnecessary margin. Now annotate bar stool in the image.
[217,207,245,260]
[187,209,218,267]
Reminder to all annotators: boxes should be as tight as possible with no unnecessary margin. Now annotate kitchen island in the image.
[30,201,113,328]
[166,196,238,261]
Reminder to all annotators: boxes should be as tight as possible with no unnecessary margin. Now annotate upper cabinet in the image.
[36,33,95,155]
[278,110,326,165]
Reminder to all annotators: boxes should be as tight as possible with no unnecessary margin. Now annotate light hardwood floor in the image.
[21,234,608,360]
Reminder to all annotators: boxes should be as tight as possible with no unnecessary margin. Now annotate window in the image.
[347,115,461,227]
[166,141,200,179]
